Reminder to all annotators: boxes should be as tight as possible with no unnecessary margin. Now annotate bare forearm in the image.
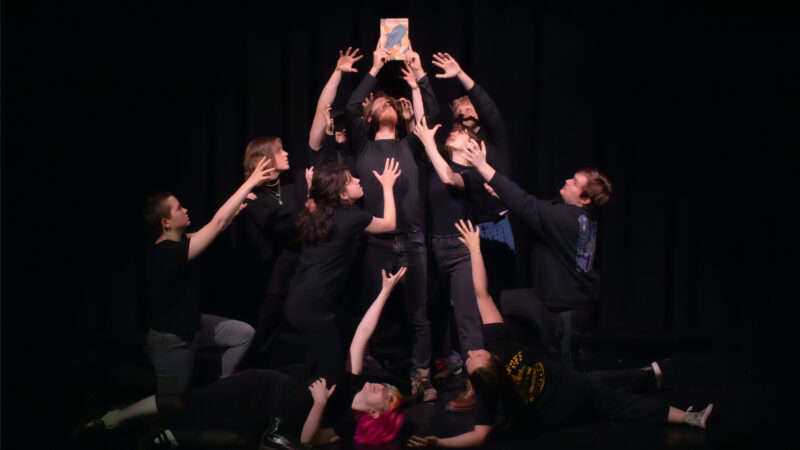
[300,401,327,444]
[436,427,490,448]
[382,186,396,230]
[424,141,463,188]
[456,70,475,91]
[468,247,490,301]
[411,85,424,124]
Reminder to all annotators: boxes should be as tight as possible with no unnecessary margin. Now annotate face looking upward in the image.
[370,97,398,125]
[163,195,190,231]
[351,382,397,418]
[271,140,290,173]
[341,173,363,202]
[465,349,493,375]
[454,100,479,129]
[559,172,590,208]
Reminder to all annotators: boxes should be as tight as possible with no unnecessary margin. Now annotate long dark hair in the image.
[295,163,354,243]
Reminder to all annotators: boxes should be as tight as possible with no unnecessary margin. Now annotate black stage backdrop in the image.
[2,1,797,446]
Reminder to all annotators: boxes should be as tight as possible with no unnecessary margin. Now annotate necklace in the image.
[264,179,282,205]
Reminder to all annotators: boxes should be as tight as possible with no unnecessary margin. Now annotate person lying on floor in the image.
[80,268,411,448]
[408,220,713,448]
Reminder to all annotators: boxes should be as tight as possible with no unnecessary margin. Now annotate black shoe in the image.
[259,417,309,450]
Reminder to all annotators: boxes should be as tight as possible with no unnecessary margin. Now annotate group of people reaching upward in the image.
[79,38,713,448]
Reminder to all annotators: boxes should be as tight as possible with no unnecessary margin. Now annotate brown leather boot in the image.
[446,379,476,412]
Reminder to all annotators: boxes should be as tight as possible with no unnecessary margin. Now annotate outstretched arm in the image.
[301,378,338,445]
[364,157,401,234]
[455,219,503,325]
[408,425,492,448]
[400,62,425,125]
[413,117,464,189]
[432,51,475,90]
[347,268,407,375]
[188,158,273,261]
[309,47,363,151]
[463,141,549,233]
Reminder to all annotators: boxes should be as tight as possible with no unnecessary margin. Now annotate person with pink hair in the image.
[77,268,410,448]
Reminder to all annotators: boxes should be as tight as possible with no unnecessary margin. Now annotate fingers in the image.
[432,123,442,133]
[328,384,336,395]
[381,269,387,279]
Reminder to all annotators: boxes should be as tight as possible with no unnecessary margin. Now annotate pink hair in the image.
[353,409,404,445]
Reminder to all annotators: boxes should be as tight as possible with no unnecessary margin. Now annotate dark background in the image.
[2,0,797,447]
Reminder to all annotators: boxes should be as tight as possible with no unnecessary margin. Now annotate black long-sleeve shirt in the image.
[488,172,600,310]
[466,83,513,223]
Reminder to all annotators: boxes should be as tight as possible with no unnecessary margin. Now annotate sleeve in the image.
[467,83,509,150]
[482,323,512,351]
[417,74,440,120]
[467,84,510,173]
[345,209,374,239]
[158,239,190,272]
[345,74,378,160]
[486,172,554,235]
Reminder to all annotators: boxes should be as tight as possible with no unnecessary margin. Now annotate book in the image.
[379,18,410,61]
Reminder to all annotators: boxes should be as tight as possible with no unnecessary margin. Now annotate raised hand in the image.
[381,267,407,292]
[247,156,275,186]
[372,157,401,188]
[413,116,442,145]
[308,378,336,404]
[305,166,314,191]
[372,40,392,72]
[336,47,363,73]
[455,219,481,250]
[407,435,439,447]
[400,62,418,89]
[462,139,488,168]
[432,52,463,79]
[397,97,414,121]
[404,44,424,77]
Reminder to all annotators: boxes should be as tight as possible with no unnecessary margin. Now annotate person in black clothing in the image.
[345,40,438,402]
[463,138,613,364]
[414,118,489,411]
[432,52,516,297]
[284,159,401,387]
[407,221,713,448]
[237,137,310,370]
[141,157,274,394]
[80,268,411,448]
[308,47,362,175]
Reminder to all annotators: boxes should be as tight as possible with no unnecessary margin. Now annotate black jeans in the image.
[360,232,431,370]
[431,234,483,360]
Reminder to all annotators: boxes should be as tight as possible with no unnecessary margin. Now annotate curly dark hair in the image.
[295,163,354,243]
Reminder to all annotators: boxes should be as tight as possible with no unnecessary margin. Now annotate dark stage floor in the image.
[44,329,790,450]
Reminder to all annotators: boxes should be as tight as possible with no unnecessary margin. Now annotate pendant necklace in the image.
[265,179,282,205]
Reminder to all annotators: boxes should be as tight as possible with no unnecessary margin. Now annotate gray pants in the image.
[146,314,255,394]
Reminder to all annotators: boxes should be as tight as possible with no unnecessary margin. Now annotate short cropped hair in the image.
[578,168,613,210]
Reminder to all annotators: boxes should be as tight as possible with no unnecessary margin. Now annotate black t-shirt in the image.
[241,170,307,263]
[145,238,201,339]
[352,136,427,234]
[288,208,373,301]
[427,162,485,235]
[475,323,564,427]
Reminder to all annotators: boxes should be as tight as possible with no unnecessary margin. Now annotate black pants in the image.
[536,368,668,428]
[431,234,483,360]
[359,232,431,370]
[240,249,300,369]
[284,294,345,385]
